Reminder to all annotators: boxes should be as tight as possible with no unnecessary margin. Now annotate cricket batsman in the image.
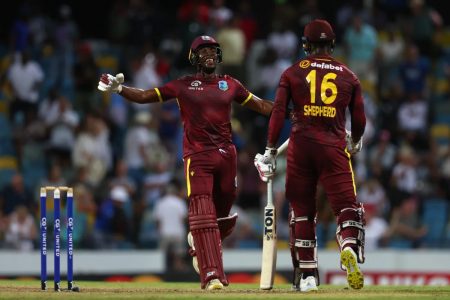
[255,19,366,292]
[98,35,273,290]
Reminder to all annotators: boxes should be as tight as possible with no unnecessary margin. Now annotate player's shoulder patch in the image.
[218,80,228,91]
[299,59,311,69]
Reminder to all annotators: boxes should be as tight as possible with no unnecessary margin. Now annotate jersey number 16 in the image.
[306,70,338,105]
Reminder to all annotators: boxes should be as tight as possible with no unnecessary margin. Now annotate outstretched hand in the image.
[98,73,124,93]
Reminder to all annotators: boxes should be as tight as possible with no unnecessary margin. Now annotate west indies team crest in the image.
[218,80,228,91]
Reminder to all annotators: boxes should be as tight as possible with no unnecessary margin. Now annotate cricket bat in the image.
[260,139,289,290]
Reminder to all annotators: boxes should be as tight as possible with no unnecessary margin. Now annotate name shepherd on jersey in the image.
[304,105,336,117]
[301,59,341,118]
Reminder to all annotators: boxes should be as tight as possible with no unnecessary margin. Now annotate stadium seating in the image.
[422,198,449,247]
[0,156,18,189]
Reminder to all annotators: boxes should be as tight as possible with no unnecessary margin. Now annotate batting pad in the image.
[189,194,228,288]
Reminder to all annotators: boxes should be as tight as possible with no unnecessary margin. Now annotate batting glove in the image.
[254,147,277,182]
[345,130,363,155]
[98,73,124,93]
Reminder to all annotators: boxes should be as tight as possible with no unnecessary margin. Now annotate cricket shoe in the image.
[205,279,223,291]
[340,247,364,289]
[187,232,199,274]
[299,276,318,292]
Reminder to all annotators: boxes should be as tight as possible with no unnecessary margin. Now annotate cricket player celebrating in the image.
[255,19,366,292]
[98,35,273,290]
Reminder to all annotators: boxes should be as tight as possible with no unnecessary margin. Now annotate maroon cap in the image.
[304,19,335,42]
[190,35,220,52]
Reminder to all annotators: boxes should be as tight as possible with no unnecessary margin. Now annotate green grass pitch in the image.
[0,280,449,299]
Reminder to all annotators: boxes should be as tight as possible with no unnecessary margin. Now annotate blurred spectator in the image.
[216,16,246,81]
[71,183,97,248]
[107,158,138,243]
[267,21,298,63]
[126,0,162,46]
[4,204,37,251]
[257,47,291,99]
[72,112,112,187]
[176,0,211,66]
[0,173,34,216]
[108,159,137,199]
[38,88,80,167]
[397,92,429,150]
[124,111,160,189]
[73,42,100,112]
[28,4,50,53]
[390,146,419,208]
[177,0,210,25]
[358,178,388,217]
[158,31,183,70]
[6,50,44,125]
[39,163,67,191]
[69,166,98,246]
[236,0,258,52]
[209,0,233,31]
[295,0,324,34]
[439,149,450,200]
[383,196,427,248]
[364,203,389,251]
[364,204,389,252]
[405,0,442,58]
[158,101,181,157]
[132,51,162,112]
[107,0,130,44]
[54,4,78,83]
[398,44,430,97]
[377,25,405,97]
[336,0,364,37]
[368,130,398,186]
[95,185,133,248]
[142,146,173,208]
[9,3,31,53]
[378,83,403,135]
[108,91,129,160]
[153,180,188,272]
[344,14,378,85]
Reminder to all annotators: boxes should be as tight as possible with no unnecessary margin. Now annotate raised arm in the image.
[98,73,161,104]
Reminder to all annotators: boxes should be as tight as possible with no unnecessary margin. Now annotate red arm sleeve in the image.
[267,72,291,147]
[349,77,366,142]
[230,76,252,105]
[157,80,178,102]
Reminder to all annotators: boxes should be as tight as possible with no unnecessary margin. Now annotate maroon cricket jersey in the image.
[155,74,252,158]
[268,54,366,147]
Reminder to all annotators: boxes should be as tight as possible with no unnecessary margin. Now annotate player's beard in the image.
[199,57,216,74]
[202,65,216,74]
